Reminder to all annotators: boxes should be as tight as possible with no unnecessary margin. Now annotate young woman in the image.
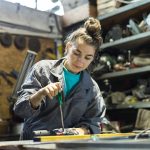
[14,17,106,140]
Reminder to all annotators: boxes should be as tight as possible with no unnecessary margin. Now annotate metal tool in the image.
[58,92,65,131]
[11,50,37,102]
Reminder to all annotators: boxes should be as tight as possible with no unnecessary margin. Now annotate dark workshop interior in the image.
[0,0,150,149]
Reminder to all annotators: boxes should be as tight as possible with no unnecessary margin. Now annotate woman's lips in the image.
[73,64,82,69]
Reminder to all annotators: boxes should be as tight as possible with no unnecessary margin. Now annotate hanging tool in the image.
[11,50,38,102]
[57,92,65,132]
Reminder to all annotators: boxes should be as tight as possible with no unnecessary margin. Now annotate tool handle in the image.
[58,92,63,105]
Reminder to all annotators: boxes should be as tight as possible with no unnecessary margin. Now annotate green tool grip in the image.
[58,92,63,105]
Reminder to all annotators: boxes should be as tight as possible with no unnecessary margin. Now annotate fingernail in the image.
[50,96,53,99]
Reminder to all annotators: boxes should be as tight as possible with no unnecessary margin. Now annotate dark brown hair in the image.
[65,17,103,51]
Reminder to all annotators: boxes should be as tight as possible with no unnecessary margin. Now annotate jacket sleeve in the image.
[75,79,106,134]
[13,62,46,119]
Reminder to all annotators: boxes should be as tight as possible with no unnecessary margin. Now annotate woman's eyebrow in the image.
[76,49,94,57]
[76,49,81,53]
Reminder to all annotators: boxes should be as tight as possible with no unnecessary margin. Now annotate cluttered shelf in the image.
[98,0,150,30]
[94,0,150,135]
[94,0,150,81]
[63,0,150,42]
[95,0,150,81]
[100,31,150,50]
[63,0,150,34]
[97,65,150,80]
[107,102,150,110]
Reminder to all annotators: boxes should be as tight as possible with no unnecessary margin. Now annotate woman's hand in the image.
[40,82,62,99]
[73,128,90,135]
[53,128,90,135]
[29,82,62,109]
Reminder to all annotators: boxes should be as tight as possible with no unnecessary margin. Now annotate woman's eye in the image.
[85,57,92,60]
[73,51,80,56]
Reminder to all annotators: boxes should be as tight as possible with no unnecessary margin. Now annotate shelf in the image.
[64,0,150,33]
[63,1,150,40]
[97,65,150,80]
[97,1,150,120]
[108,102,150,110]
[100,31,150,50]
[99,0,150,21]
[98,0,150,30]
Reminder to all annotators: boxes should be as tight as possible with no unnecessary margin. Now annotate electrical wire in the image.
[134,128,150,140]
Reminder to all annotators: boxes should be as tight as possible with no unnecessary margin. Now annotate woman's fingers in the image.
[42,82,62,99]
[55,82,62,92]
[44,88,53,99]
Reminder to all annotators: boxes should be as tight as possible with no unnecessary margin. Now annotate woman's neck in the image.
[63,59,80,74]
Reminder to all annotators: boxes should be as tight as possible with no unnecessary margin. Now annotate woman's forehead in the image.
[70,40,95,55]
[71,39,94,49]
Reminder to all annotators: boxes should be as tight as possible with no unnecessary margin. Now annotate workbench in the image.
[0,133,150,150]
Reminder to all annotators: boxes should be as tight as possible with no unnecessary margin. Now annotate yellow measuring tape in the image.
[34,133,136,142]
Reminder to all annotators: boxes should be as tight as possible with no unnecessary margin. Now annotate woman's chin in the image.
[70,67,82,74]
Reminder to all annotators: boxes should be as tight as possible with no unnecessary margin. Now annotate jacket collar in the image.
[50,57,94,88]
[50,57,65,79]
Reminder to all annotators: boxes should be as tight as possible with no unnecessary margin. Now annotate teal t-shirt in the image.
[63,66,81,97]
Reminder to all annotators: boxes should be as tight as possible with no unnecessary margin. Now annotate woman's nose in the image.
[77,57,84,65]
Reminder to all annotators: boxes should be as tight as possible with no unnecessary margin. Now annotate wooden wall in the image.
[0,34,58,119]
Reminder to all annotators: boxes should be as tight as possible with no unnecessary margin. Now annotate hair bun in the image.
[84,17,101,39]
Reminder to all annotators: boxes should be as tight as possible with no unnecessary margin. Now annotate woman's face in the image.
[65,39,95,74]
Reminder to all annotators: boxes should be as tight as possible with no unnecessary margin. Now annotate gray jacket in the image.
[14,58,106,140]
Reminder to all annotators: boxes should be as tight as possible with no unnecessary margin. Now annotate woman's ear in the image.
[65,42,72,55]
